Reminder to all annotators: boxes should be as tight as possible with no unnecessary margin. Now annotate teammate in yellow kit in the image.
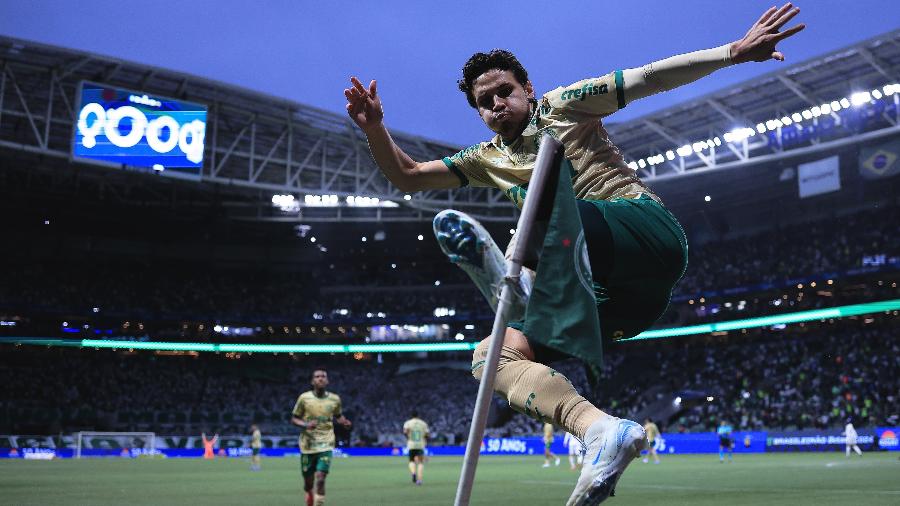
[249,424,262,471]
[402,411,429,485]
[642,418,661,464]
[542,423,560,468]
[291,368,352,506]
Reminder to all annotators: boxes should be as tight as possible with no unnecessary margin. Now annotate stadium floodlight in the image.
[626,81,898,168]
[850,91,872,106]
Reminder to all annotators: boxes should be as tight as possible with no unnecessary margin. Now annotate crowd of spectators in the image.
[2,318,896,444]
[1,203,896,337]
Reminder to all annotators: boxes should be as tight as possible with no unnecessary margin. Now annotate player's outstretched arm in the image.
[619,3,805,105]
[344,77,460,193]
[336,415,352,429]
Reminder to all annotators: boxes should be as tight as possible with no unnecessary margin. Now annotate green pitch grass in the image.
[1,452,898,505]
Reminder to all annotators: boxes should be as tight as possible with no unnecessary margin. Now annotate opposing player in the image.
[563,432,585,471]
[291,368,352,506]
[642,418,661,464]
[201,432,218,460]
[843,418,863,457]
[250,424,262,471]
[345,4,804,503]
[402,410,429,485]
[717,420,734,463]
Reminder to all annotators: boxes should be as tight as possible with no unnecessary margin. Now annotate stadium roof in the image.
[0,30,898,222]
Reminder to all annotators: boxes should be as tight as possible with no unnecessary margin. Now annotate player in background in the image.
[403,410,429,485]
[201,432,218,460]
[345,4,804,502]
[717,420,734,463]
[843,418,863,457]
[563,432,584,471]
[250,424,262,471]
[642,418,661,464]
[542,422,561,468]
[291,368,353,506]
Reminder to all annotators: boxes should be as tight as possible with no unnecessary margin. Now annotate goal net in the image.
[74,431,157,459]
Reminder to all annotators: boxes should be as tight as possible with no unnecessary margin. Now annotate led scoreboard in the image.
[72,82,207,177]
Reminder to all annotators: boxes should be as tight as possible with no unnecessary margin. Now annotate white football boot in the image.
[433,209,532,320]
[565,417,647,506]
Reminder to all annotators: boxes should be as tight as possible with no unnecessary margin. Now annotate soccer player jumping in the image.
[346,5,804,504]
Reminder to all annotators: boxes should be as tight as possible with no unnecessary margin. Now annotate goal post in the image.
[74,431,156,459]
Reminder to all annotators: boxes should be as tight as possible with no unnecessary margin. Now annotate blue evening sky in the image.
[1,1,897,146]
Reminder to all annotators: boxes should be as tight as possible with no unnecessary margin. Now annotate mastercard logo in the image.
[879,430,898,448]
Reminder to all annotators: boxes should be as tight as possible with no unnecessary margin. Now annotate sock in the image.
[313,494,325,506]
[719,449,724,460]
[472,342,604,440]
[305,491,313,506]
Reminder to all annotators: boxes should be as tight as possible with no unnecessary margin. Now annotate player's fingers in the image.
[344,89,355,102]
[771,6,800,31]
[765,3,793,28]
[369,79,377,97]
[755,5,778,26]
[352,77,367,94]
[772,23,805,42]
[771,51,785,62]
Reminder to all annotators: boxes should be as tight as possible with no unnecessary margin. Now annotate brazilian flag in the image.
[517,154,603,368]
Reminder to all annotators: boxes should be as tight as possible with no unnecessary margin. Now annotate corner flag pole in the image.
[454,134,563,506]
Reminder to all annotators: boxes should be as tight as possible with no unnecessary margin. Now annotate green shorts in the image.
[251,447,260,457]
[511,195,688,362]
[408,449,424,461]
[301,451,332,476]
[544,441,552,450]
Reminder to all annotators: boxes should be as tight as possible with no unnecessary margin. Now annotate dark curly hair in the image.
[458,49,529,109]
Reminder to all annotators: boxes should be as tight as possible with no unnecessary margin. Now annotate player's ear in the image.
[524,81,535,100]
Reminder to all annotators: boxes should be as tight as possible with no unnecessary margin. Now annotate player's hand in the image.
[730,3,805,64]
[305,420,318,430]
[339,417,352,429]
[344,77,384,133]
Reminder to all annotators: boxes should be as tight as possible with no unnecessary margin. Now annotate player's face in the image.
[311,370,329,389]
[472,69,534,141]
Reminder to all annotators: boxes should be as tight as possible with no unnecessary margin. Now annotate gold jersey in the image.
[442,70,657,208]
[543,423,555,443]
[403,417,429,450]
[251,429,262,449]
[292,390,342,454]
[644,422,660,441]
